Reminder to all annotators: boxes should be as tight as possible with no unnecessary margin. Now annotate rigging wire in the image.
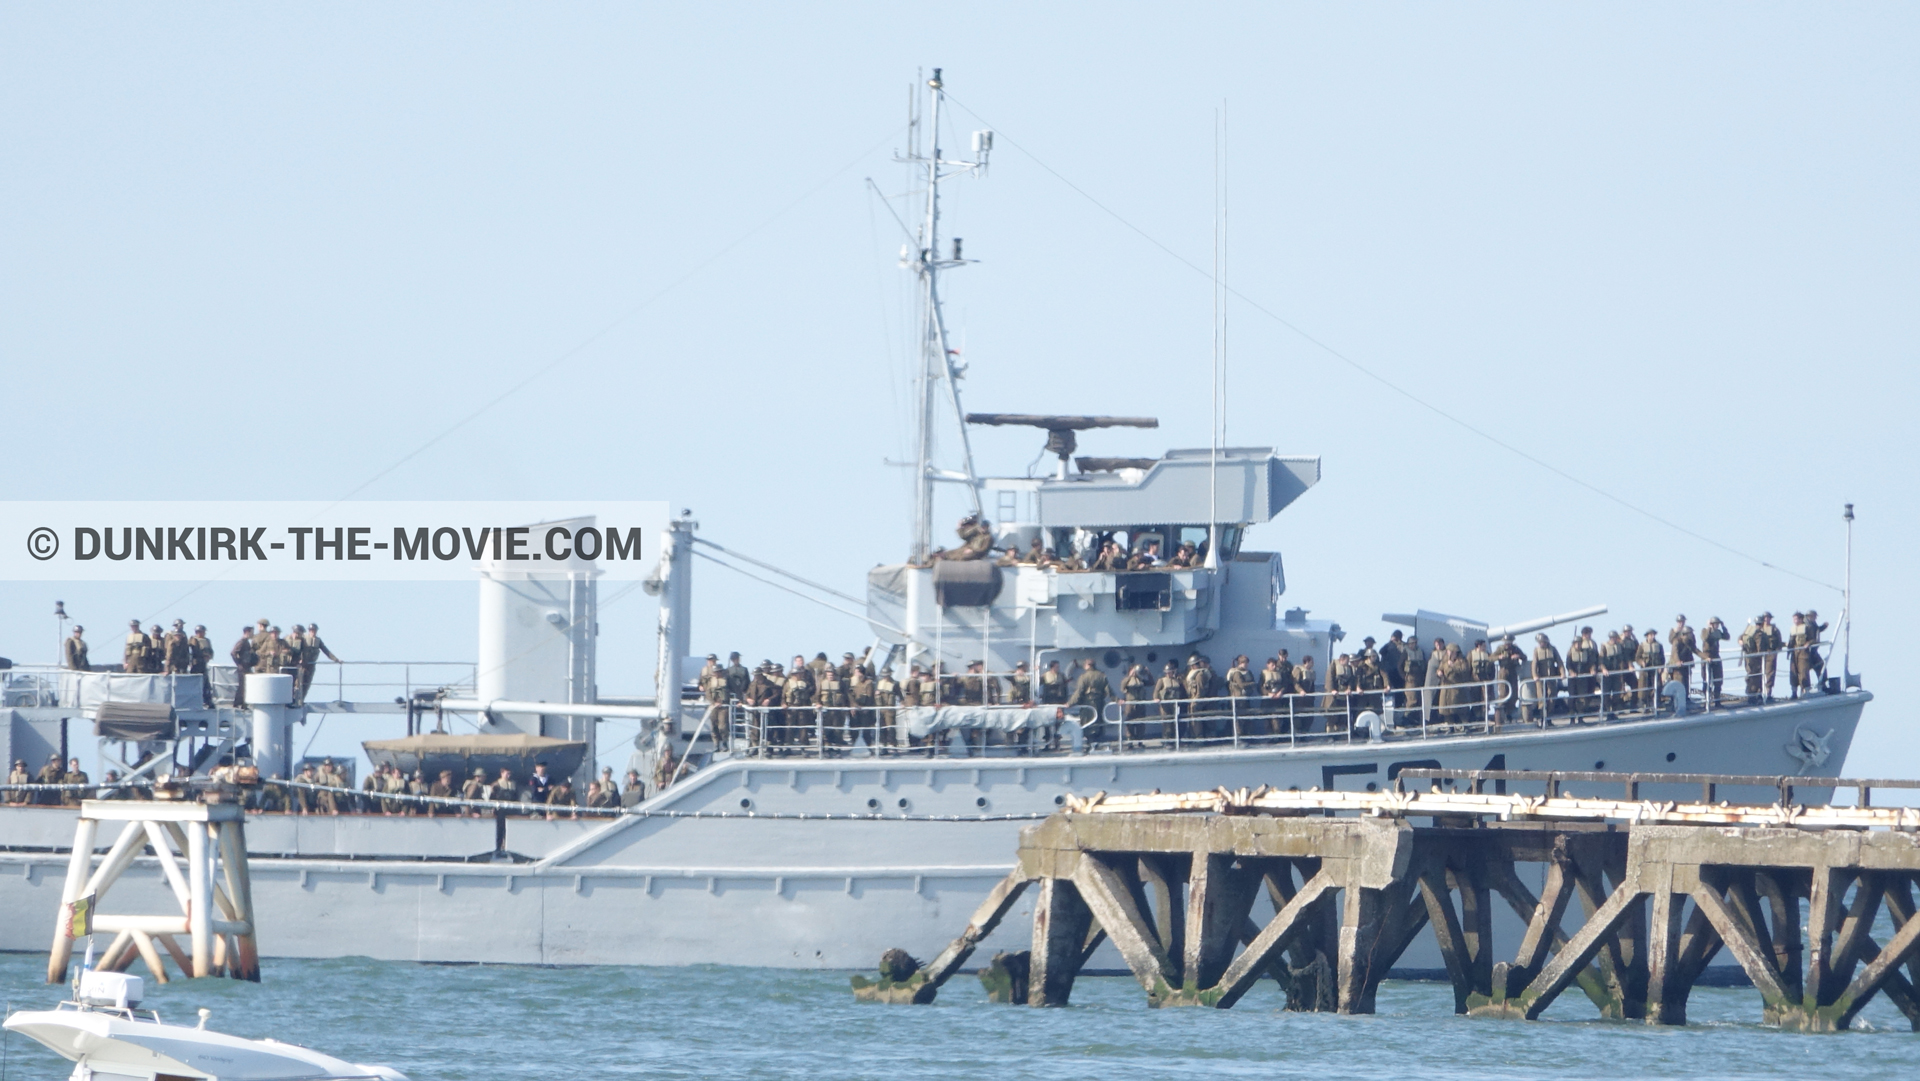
[692,549,905,637]
[139,124,908,624]
[943,93,1839,594]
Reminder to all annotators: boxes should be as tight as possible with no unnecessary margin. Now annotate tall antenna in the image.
[1205,105,1224,570]
[899,68,991,561]
[1842,502,1854,685]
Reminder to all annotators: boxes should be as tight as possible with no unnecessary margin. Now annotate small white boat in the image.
[4,971,405,1081]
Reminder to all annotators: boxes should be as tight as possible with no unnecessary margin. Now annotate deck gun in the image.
[1381,605,1608,650]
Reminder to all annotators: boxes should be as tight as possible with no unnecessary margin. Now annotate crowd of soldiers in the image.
[4,755,96,806]
[923,513,1211,572]
[61,617,340,708]
[247,759,633,819]
[692,608,1832,751]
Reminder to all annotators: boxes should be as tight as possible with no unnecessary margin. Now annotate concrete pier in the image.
[886,770,1920,1031]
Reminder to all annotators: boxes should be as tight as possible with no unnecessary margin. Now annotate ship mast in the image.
[901,68,990,561]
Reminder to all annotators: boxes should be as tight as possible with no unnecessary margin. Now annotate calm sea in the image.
[2,953,1916,1080]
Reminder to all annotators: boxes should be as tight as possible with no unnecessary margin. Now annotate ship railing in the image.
[0,661,477,711]
[1096,678,1518,751]
[721,703,1078,759]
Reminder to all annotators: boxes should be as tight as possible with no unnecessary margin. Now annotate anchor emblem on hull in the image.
[1785,726,1835,775]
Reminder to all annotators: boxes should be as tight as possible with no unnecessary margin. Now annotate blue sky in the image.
[2,3,1913,780]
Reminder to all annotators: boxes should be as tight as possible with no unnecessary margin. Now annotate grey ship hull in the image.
[0,691,1866,970]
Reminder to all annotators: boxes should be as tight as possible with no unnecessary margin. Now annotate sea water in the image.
[2,953,1916,1080]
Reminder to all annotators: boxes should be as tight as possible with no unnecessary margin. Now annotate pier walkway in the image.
[885,769,1920,1031]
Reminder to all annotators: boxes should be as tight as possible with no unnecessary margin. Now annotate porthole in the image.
[897,798,910,809]
[1593,760,1606,771]
[866,798,880,809]
[1365,782,1377,792]
[1053,794,1065,806]
[975,797,989,808]
[1665,752,1676,763]
[739,798,753,810]
[1103,650,1121,669]
[1147,652,1158,664]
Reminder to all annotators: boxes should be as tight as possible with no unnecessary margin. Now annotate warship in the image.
[0,71,1868,971]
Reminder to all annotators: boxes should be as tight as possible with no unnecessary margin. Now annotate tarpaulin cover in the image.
[94,701,177,741]
[59,673,207,714]
[898,705,1061,738]
[362,732,589,779]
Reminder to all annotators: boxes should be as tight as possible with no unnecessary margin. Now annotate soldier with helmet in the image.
[1698,616,1731,704]
[1668,615,1698,694]
[122,619,150,674]
[1529,633,1563,724]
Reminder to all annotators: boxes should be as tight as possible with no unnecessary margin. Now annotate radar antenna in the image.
[964,414,1160,478]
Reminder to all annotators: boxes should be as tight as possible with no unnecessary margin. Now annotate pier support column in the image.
[1028,877,1093,1006]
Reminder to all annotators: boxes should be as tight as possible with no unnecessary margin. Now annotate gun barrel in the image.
[1486,604,1608,640]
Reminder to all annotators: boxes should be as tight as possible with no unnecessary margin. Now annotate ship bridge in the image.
[867,440,1332,682]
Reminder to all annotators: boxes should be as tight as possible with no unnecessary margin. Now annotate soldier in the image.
[1467,638,1494,720]
[1379,632,1406,698]
[873,667,901,747]
[266,627,293,678]
[1668,615,1698,694]
[700,655,730,748]
[1399,635,1427,711]
[459,768,487,817]
[159,622,187,672]
[60,757,90,806]
[313,758,341,815]
[251,618,273,667]
[64,625,89,670]
[34,754,64,806]
[1788,613,1812,698]
[1699,617,1731,704]
[1739,616,1763,703]
[284,626,308,694]
[1635,630,1667,710]
[725,652,751,702]
[488,766,519,808]
[1492,635,1526,722]
[1529,633,1563,725]
[6,759,29,805]
[1805,609,1830,686]
[1437,644,1471,727]
[814,663,850,746]
[1354,654,1389,723]
[1066,659,1112,740]
[1322,653,1353,725]
[782,662,817,747]
[1007,660,1033,706]
[1565,627,1600,718]
[187,624,214,706]
[428,769,455,816]
[1617,624,1638,704]
[293,624,337,706]
[1018,537,1046,565]
[1597,631,1625,714]
[1153,661,1185,738]
[848,665,877,747]
[1293,654,1317,698]
[1757,612,1784,702]
[1356,636,1379,668]
[747,662,781,748]
[230,625,258,707]
[1038,660,1069,706]
[1119,662,1152,740]
[122,619,150,674]
[1224,654,1259,737]
[931,513,994,562]
[290,763,317,815]
[142,625,164,673]
[1262,652,1295,699]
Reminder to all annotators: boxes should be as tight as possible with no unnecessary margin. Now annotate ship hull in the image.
[0,691,1868,969]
